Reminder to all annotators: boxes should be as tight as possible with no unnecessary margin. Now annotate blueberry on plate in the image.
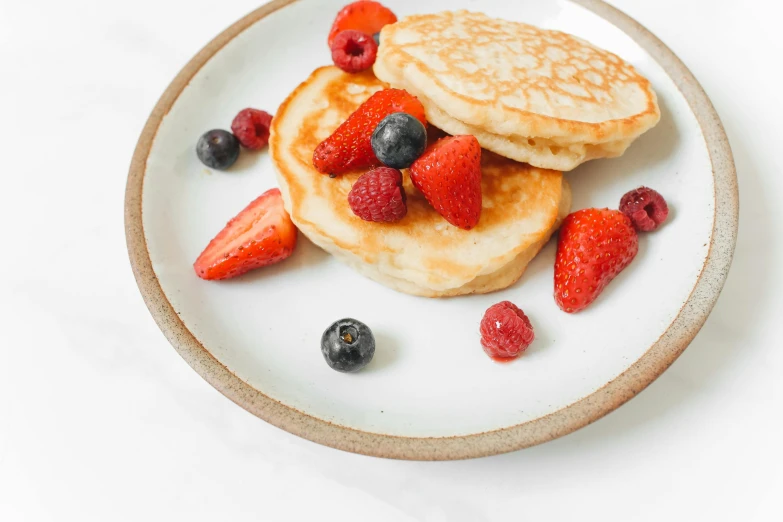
[196,129,240,170]
[321,318,375,372]
[372,32,381,45]
[371,112,427,169]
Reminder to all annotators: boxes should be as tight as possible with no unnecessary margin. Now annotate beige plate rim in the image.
[124,0,738,460]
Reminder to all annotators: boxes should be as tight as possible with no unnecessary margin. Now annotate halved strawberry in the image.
[194,188,297,280]
[312,88,426,175]
[554,208,639,313]
[409,135,483,230]
[327,1,397,48]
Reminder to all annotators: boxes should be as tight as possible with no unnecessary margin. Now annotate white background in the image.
[1,0,781,520]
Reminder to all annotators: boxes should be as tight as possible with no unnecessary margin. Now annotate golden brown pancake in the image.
[374,11,660,171]
[270,66,571,297]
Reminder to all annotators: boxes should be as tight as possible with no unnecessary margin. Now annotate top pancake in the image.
[374,11,660,169]
[270,66,569,296]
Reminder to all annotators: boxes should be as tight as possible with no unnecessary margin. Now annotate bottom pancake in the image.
[270,66,571,297]
[332,182,571,297]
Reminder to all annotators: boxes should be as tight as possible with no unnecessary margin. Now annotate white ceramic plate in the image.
[126,0,737,459]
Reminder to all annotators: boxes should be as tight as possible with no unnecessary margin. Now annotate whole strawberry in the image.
[409,135,482,230]
[554,208,639,313]
[348,167,407,223]
[327,1,397,48]
[313,88,426,175]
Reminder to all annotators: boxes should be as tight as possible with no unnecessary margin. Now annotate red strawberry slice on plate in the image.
[312,88,426,175]
[554,208,639,313]
[194,188,297,280]
[327,1,397,48]
[409,135,483,230]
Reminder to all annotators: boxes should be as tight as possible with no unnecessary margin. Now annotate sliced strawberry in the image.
[409,135,482,230]
[194,188,297,280]
[328,1,397,48]
[312,88,426,175]
[554,208,639,313]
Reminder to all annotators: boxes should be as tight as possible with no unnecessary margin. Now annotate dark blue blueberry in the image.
[371,112,427,169]
[321,318,375,373]
[196,129,240,170]
[372,32,381,45]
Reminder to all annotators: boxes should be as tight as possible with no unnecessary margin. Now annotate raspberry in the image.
[347,167,407,223]
[331,30,378,73]
[231,108,273,150]
[480,301,535,361]
[619,186,669,232]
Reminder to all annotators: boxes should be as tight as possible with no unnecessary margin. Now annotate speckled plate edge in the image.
[124,0,738,460]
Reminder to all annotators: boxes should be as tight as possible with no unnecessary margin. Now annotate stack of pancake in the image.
[270,11,659,297]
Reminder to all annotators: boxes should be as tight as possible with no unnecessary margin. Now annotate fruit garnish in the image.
[313,88,426,175]
[409,135,482,230]
[327,1,397,48]
[554,208,639,313]
[194,188,297,280]
[231,108,273,150]
[480,301,535,361]
[347,167,407,223]
[619,186,669,232]
[196,129,240,170]
[371,112,427,169]
[330,30,378,73]
[321,318,376,372]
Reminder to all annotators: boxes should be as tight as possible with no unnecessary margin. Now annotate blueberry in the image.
[321,318,375,373]
[371,112,427,169]
[372,32,381,45]
[196,129,240,170]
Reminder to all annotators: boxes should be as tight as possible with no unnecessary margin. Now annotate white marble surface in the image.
[1,0,780,519]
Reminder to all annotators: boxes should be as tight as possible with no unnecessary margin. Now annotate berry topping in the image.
[480,301,535,361]
[196,129,240,170]
[321,318,376,372]
[554,208,639,313]
[327,1,397,48]
[619,186,669,232]
[372,32,381,45]
[231,108,273,150]
[409,135,483,230]
[194,188,297,280]
[371,112,427,169]
[348,167,407,223]
[331,30,378,73]
[313,88,426,175]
